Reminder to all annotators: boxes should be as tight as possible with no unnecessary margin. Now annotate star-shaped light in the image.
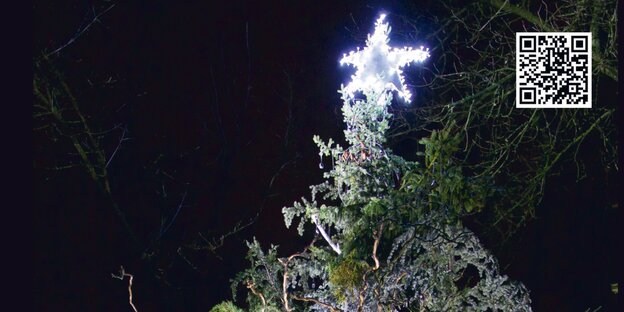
[340,14,430,103]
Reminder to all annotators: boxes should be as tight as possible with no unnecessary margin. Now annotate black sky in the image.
[34,1,621,311]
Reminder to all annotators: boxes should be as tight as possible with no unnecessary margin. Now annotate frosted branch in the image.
[311,215,341,255]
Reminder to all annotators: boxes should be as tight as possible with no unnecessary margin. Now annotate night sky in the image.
[33,1,621,311]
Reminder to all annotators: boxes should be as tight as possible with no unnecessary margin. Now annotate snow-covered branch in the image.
[311,214,341,255]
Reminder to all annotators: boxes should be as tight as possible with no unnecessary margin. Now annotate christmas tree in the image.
[222,14,532,311]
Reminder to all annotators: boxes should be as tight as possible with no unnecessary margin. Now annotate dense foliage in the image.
[389,0,618,239]
[224,83,532,310]
[34,1,617,310]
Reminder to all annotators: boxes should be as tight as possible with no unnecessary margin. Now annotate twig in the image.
[490,0,616,80]
[490,0,554,31]
[358,222,385,311]
[279,236,318,311]
[372,222,384,270]
[157,190,188,241]
[46,4,116,57]
[105,126,129,168]
[111,265,138,312]
[542,109,613,174]
[246,281,267,308]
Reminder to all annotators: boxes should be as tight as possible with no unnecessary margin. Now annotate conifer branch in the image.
[291,295,342,312]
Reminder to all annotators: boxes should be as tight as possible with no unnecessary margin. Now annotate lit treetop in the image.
[232,13,532,312]
[340,14,430,103]
[300,13,433,256]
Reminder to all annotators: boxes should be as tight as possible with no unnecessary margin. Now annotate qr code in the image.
[516,32,592,108]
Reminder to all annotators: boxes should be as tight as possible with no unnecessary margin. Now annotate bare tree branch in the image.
[111,265,138,312]
[105,125,129,168]
[279,236,324,311]
[46,4,116,57]
[246,280,268,308]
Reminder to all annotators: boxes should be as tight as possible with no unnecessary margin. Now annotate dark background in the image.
[33,0,621,311]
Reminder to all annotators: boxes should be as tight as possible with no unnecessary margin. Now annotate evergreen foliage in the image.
[390,0,618,239]
[227,82,532,310]
[209,301,245,312]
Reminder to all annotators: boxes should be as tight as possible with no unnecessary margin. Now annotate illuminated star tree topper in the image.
[340,13,430,103]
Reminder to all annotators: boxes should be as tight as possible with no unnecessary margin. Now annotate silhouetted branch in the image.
[105,125,129,168]
[46,4,116,57]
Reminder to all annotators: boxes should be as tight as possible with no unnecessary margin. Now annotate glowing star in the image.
[340,14,430,103]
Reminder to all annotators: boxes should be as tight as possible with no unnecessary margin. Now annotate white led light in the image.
[340,14,430,103]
